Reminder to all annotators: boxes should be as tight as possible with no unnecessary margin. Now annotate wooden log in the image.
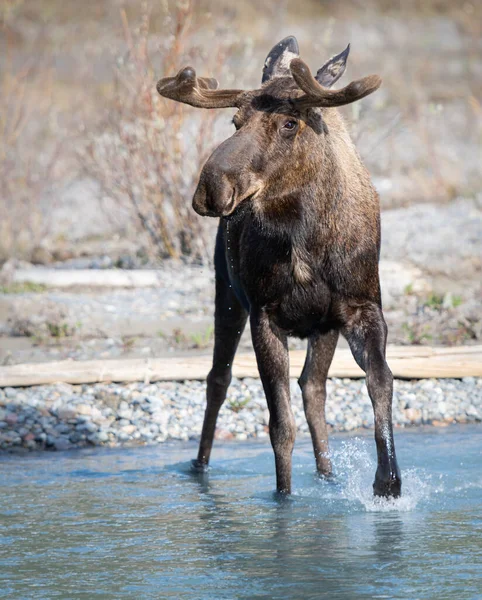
[13,269,163,288]
[0,346,481,387]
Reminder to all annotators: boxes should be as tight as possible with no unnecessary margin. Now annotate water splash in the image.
[333,438,432,512]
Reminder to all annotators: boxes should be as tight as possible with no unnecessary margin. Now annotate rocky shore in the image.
[0,377,480,451]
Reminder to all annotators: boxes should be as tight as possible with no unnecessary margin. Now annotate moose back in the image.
[157,37,401,498]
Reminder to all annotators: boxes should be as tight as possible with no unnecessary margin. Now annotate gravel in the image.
[0,377,480,451]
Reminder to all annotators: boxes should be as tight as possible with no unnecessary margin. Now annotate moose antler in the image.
[156,66,244,109]
[290,58,381,109]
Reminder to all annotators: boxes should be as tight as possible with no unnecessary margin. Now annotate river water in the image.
[1,426,481,599]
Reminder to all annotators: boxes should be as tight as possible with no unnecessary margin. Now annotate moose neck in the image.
[252,109,365,241]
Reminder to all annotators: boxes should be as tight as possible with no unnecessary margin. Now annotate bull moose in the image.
[156,37,401,498]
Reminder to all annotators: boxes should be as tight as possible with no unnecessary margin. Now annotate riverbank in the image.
[0,377,480,452]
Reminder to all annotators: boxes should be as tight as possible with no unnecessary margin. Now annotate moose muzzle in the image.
[192,132,261,217]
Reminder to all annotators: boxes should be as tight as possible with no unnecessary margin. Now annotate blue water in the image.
[1,426,481,599]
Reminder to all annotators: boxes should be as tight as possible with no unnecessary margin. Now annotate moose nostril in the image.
[178,67,196,83]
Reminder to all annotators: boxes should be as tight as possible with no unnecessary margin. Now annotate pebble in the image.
[56,407,77,420]
[53,437,71,451]
[0,378,480,451]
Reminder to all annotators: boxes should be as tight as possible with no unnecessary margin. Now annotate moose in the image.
[157,37,401,498]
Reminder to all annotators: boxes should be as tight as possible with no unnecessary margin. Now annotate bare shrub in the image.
[80,1,229,262]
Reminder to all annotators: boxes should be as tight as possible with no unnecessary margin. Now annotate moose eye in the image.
[281,119,298,134]
[282,119,298,132]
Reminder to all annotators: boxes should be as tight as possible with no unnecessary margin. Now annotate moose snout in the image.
[192,171,236,217]
[192,133,259,217]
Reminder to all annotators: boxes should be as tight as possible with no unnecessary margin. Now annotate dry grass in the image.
[0,12,63,262]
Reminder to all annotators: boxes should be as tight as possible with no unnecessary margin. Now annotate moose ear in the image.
[315,44,350,88]
[262,36,299,83]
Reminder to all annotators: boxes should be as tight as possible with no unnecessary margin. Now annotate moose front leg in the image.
[299,329,339,477]
[192,274,248,472]
[342,302,401,498]
[251,309,295,494]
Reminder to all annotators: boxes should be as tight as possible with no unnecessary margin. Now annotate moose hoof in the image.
[317,470,334,482]
[373,475,401,499]
[191,459,209,473]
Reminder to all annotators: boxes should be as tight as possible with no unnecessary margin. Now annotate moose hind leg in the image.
[342,302,401,498]
[298,329,339,477]
[193,275,248,472]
